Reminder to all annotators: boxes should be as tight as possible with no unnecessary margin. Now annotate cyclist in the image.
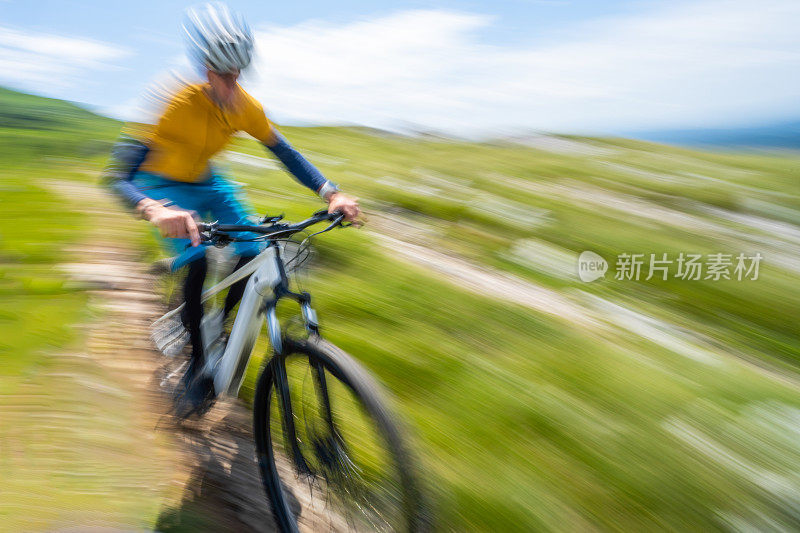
[103,2,360,416]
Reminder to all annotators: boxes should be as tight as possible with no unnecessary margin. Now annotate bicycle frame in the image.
[152,242,319,397]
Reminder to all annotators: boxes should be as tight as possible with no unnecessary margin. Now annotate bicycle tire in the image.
[253,335,429,532]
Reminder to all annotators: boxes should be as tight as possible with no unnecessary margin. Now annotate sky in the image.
[1,0,798,136]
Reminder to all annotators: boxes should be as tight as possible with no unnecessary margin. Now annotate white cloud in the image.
[246,0,800,134]
[0,26,130,89]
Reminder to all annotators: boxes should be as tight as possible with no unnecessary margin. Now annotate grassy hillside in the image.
[229,126,800,531]
[0,87,118,165]
[2,85,800,531]
[0,89,127,390]
[229,126,800,370]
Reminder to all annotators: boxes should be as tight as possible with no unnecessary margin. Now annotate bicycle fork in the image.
[272,348,343,477]
[266,292,342,474]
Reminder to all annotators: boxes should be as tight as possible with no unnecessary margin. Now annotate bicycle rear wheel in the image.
[253,336,428,532]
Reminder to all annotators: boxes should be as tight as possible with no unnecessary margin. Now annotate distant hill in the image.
[0,86,117,130]
[628,120,800,149]
[0,86,119,161]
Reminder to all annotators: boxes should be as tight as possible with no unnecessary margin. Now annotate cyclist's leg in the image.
[206,170,265,320]
[183,255,207,377]
[131,171,211,377]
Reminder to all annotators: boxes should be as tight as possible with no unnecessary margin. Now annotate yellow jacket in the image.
[140,83,277,182]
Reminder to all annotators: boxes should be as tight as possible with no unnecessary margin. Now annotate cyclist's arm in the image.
[102,138,200,245]
[243,101,338,199]
[262,131,359,221]
[102,90,202,245]
[102,135,150,208]
[244,98,360,222]
[263,131,339,200]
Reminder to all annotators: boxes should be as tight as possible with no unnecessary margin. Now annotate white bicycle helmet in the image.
[184,2,254,74]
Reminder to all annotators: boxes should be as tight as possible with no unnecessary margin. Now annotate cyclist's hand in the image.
[327,192,362,226]
[138,200,201,246]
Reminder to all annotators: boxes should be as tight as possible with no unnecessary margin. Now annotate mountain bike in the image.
[150,209,429,532]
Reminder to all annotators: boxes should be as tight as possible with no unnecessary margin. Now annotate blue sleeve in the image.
[102,136,150,208]
[265,132,331,194]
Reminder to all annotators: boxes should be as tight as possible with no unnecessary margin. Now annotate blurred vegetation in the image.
[0,88,109,395]
[2,86,800,531]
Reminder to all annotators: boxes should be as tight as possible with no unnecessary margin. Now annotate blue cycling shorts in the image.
[132,170,265,268]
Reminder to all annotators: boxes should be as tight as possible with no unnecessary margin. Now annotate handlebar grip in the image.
[312,208,344,221]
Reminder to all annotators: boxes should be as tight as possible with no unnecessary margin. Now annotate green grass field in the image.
[2,86,800,531]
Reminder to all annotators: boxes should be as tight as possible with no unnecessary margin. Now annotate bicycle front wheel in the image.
[253,336,428,532]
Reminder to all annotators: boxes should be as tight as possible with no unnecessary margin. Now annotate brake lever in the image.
[315,214,346,235]
[329,214,346,229]
[200,220,235,245]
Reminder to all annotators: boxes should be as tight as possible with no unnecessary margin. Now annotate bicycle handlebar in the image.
[198,209,345,243]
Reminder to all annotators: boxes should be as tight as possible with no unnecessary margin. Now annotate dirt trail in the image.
[76,245,277,532]
[39,179,279,531]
